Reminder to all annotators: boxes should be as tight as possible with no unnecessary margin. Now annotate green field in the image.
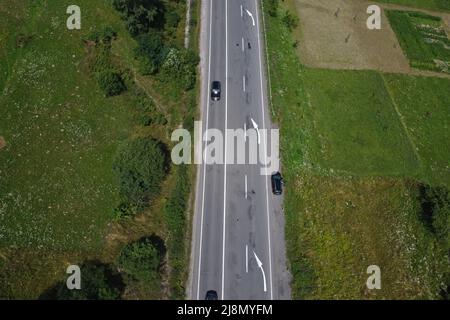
[0,0,196,299]
[383,74,450,186]
[301,69,419,176]
[263,0,450,299]
[387,10,450,73]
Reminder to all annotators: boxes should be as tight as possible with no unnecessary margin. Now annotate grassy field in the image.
[301,69,419,176]
[0,0,196,299]
[263,0,449,299]
[370,0,450,11]
[386,10,450,73]
[383,74,450,186]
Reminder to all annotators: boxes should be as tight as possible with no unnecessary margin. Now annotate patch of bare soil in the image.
[295,0,410,72]
[0,136,6,149]
[294,0,450,78]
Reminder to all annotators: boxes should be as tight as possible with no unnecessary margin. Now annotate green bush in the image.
[113,137,168,216]
[86,26,117,45]
[97,70,126,97]
[165,10,180,29]
[138,57,158,75]
[161,47,199,90]
[282,10,299,31]
[266,0,279,17]
[418,184,450,248]
[49,262,123,300]
[117,238,163,288]
[113,0,164,37]
[101,26,118,44]
[134,32,168,74]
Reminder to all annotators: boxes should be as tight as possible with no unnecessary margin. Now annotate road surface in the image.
[189,0,291,300]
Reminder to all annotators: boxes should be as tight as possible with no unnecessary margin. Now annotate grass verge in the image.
[262,0,449,299]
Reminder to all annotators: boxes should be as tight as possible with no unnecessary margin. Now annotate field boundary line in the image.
[381,74,423,168]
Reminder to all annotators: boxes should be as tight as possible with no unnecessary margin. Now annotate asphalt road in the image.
[189,0,291,300]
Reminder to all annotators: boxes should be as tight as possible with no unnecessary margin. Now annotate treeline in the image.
[416,183,450,299]
[40,236,165,300]
[113,0,199,90]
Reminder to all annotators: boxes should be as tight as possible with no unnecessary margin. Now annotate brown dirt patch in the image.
[0,136,6,149]
[295,0,410,72]
[293,0,450,78]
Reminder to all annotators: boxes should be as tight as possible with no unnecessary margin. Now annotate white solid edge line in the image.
[246,244,249,273]
[255,0,274,300]
[244,122,247,142]
[221,0,229,301]
[245,174,248,199]
[196,0,214,301]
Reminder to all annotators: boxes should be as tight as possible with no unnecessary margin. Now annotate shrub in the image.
[161,47,199,90]
[266,0,279,17]
[117,237,164,287]
[97,70,126,96]
[138,57,158,75]
[165,10,180,29]
[418,184,450,248]
[101,26,118,43]
[113,0,164,37]
[134,32,168,73]
[86,26,117,45]
[282,10,299,31]
[113,137,168,216]
[47,262,124,300]
[86,30,101,43]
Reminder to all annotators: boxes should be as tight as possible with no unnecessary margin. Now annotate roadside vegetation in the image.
[386,10,450,73]
[263,0,449,299]
[0,0,198,299]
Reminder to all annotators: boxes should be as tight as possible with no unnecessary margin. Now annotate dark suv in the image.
[211,81,221,101]
[271,172,283,195]
[205,290,218,300]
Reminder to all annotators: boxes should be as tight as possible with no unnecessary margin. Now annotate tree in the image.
[117,238,163,286]
[51,262,123,300]
[113,138,168,216]
[113,0,164,37]
[97,70,126,96]
[134,32,167,73]
[161,47,199,90]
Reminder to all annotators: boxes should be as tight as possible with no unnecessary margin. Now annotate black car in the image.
[271,172,283,195]
[205,290,218,300]
[211,81,221,101]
